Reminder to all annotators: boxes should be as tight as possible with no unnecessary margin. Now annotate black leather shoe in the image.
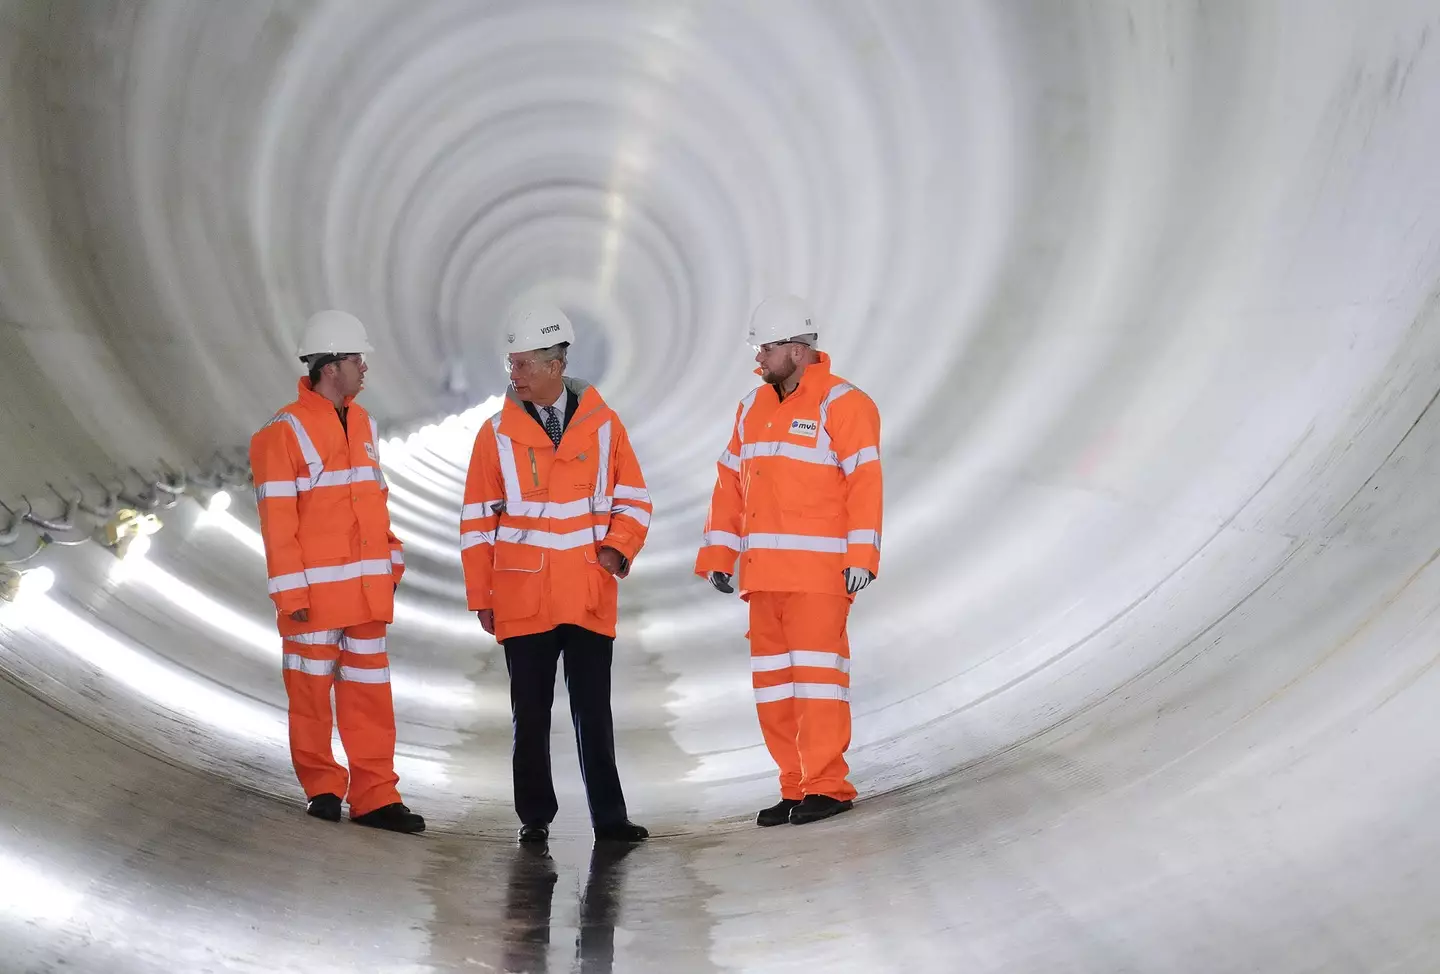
[756,798,802,827]
[789,795,854,825]
[594,821,649,842]
[518,823,550,843]
[306,793,342,822]
[352,802,426,834]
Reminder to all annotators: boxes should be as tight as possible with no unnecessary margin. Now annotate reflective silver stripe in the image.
[256,480,299,501]
[752,651,850,674]
[461,500,505,520]
[613,485,650,503]
[461,530,495,549]
[702,530,742,550]
[494,416,523,504]
[718,450,741,472]
[796,682,850,700]
[737,389,759,438]
[269,411,324,483]
[815,383,855,457]
[300,466,379,491]
[340,636,387,656]
[612,505,651,527]
[740,440,839,467]
[390,550,404,566]
[499,497,604,520]
[754,682,850,704]
[268,571,309,594]
[594,420,612,506]
[376,465,389,492]
[790,650,851,674]
[495,525,607,550]
[848,529,881,550]
[742,533,848,554]
[303,559,395,584]
[840,446,880,475]
[338,665,390,684]
[369,416,379,446]
[284,630,343,646]
[283,654,335,677]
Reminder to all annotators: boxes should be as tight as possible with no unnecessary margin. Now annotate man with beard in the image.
[695,294,884,827]
[249,309,425,833]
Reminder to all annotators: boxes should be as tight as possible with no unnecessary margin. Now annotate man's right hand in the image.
[708,571,734,594]
[289,609,309,623]
[476,609,495,635]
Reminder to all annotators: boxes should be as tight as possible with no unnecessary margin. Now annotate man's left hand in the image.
[844,567,874,594]
[598,546,624,576]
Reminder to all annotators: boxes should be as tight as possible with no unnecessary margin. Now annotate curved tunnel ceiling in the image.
[4,1,1440,970]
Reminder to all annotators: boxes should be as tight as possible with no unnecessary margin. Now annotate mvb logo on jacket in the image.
[790,418,819,438]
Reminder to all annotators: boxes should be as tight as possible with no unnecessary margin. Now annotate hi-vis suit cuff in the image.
[271,588,311,614]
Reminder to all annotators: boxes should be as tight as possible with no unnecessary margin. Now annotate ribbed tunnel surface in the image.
[4,1,1440,971]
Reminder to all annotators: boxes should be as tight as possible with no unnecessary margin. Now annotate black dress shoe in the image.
[352,802,426,834]
[756,798,802,827]
[789,795,854,825]
[518,823,550,843]
[306,793,342,822]
[594,821,649,842]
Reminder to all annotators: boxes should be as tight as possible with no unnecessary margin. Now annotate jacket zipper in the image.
[528,447,539,486]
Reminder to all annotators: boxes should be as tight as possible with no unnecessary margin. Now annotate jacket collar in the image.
[753,351,833,398]
[297,377,356,411]
[500,376,609,452]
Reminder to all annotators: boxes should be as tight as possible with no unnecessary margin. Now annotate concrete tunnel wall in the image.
[3,1,1440,971]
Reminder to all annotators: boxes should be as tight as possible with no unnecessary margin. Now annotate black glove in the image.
[708,571,734,594]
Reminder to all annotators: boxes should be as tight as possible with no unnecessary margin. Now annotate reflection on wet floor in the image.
[502,841,631,974]
[421,832,721,974]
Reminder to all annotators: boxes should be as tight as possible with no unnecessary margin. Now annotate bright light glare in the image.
[13,593,277,741]
[129,559,281,659]
[22,567,56,598]
[0,848,83,923]
[196,509,266,555]
[208,490,233,514]
[119,558,478,709]
[126,532,152,561]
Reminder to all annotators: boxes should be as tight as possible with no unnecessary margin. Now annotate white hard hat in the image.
[296,310,374,359]
[747,294,818,347]
[503,304,575,354]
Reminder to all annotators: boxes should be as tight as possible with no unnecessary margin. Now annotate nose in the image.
[754,348,763,364]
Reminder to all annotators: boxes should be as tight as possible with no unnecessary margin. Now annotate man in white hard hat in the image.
[249,309,425,833]
[695,295,884,827]
[460,304,653,843]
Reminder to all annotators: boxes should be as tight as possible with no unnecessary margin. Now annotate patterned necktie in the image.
[543,405,563,446]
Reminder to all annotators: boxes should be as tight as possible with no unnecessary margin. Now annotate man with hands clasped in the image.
[460,304,652,844]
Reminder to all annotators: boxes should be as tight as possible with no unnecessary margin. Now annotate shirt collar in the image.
[535,386,568,414]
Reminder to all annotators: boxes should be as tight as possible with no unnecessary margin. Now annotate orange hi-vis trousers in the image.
[281,620,402,817]
[748,592,858,802]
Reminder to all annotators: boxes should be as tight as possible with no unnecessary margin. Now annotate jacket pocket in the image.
[493,542,545,622]
[582,546,618,625]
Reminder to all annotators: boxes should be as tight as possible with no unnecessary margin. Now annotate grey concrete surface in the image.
[3,1,1440,971]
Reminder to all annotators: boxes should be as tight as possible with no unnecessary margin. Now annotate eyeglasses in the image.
[504,355,554,375]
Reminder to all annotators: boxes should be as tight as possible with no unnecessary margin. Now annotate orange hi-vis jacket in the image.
[460,379,652,643]
[249,379,405,637]
[695,352,882,598]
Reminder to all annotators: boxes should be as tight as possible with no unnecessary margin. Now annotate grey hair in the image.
[534,341,569,368]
